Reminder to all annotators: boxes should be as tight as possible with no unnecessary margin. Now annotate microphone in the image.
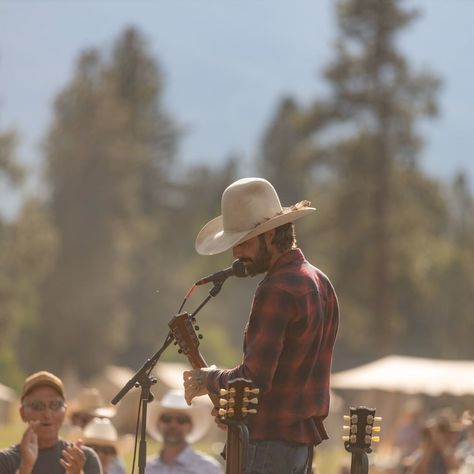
[195,260,248,286]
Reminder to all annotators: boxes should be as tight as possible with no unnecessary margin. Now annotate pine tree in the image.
[35,28,179,379]
[319,0,440,359]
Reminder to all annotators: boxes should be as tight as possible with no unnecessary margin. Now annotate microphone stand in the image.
[111,331,175,474]
[111,279,228,474]
[189,280,224,318]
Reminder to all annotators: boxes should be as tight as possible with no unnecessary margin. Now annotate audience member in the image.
[145,388,223,474]
[404,411,460,474]
[0,370,102,474]
[83,417,131,474]
[456,410,474,474]
[68,388,117,429]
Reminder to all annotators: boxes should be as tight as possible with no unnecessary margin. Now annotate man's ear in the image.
[265,228,276,247]
[19,404,28,422]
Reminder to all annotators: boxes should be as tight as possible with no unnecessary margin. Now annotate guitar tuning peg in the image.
[342,435,350,442]
[218,408,227,417]
[343,415,351,422]
[227,398,235,407]
[350,425,358,434]
[219,388,228,396]
[228,388,236,395]
[367,415,382,424]
[243,397,258,405]
[198,334,203,339]
[343,425,351,432]
[351,415,358,423]
[219,399,228,407]
[371,436,381,443]
[242,408,257,415]
[227,408,235,417]
[194,325,200,330]
[372,426,381,432]
[245,387,260,395]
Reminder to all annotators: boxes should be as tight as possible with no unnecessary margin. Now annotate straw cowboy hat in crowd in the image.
[68,387,117,420]
[83,417,133,454]
[195,177,316,255]
[147,389,213,444]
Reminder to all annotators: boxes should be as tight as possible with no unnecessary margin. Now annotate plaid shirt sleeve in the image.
[206,283,288,391]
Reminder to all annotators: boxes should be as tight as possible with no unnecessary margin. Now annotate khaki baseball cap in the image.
[21,371,65,400]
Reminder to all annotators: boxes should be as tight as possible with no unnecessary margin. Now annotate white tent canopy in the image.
[331,355,474,396]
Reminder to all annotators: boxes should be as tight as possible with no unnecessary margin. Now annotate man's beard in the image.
[162,429,187,445]
[243,235,272,277]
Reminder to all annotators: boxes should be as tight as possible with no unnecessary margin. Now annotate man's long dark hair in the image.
[272,222,296,252]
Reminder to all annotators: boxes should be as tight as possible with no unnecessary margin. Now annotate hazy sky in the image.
[1,0,473,211]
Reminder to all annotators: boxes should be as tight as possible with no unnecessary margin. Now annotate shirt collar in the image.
[268,248,304,275]
[152,445,194,467]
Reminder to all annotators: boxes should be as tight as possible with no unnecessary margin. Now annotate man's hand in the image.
[211,406,227,431]
[59,440,86,474]
[183,367,214,405]
[18,421,40,473]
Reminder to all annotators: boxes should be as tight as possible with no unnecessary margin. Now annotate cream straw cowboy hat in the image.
[195,177,316,255]
[147,389,213,444]
[82,417,133,454]
[68,388,117,419]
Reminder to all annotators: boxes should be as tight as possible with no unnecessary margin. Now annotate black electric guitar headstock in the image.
[219,378,259,474]
[218,377,259,424]
[343,406,382,454]
[342,406,382,474]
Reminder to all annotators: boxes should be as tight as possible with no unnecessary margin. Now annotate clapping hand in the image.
[60,440,86,474]
[19,421,40,471]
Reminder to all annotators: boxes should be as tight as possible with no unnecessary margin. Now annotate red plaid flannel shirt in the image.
[207,249,339,445]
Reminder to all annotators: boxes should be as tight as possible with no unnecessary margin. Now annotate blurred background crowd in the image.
[2,360,474,473]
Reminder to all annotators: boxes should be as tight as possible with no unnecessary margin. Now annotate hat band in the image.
[251,200,312,229]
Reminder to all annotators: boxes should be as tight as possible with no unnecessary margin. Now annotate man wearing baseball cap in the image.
[183,177,340,473]
[0,370,102,474]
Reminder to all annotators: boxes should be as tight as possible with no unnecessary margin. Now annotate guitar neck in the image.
[350,449,368,474]
[226,424,245,474]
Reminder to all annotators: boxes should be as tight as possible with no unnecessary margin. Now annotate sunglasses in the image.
[86,444,117,456]
[159,414,191,425]
[24,400,65,412]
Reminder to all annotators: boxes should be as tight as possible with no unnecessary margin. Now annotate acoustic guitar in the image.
[342,406,382,474]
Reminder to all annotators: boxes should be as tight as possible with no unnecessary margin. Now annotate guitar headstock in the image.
[168,312,205,368]
[342,406,382,453]
[218,378,259,423]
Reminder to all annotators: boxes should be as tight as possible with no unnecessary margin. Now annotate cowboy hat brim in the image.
[82,434,134,454]
[195,206,316,255]
[146,396,213,444]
